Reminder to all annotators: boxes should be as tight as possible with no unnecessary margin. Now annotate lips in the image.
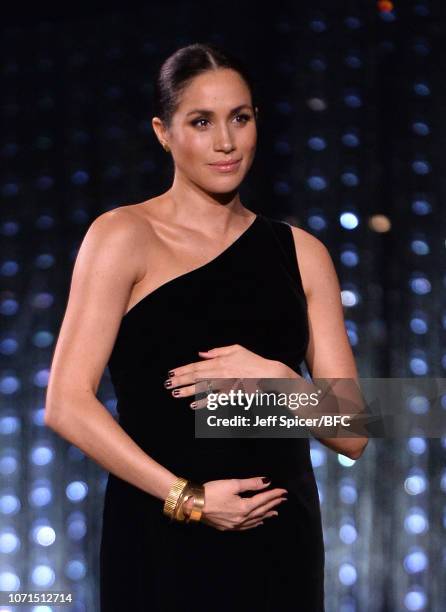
[207,159,242,173]
[208,159,241,167]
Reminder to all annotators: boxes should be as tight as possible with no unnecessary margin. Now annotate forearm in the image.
[265,361,369,459]
[44,391,178,502]
[314,435,368,460]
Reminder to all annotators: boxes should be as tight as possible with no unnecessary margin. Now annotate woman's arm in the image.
[44,207,178,501]
[291,226,369,460]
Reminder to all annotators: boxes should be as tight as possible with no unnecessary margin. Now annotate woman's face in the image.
[155,68,258,194]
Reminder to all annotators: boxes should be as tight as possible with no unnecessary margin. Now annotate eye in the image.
[190,114,252,129]
[191,118,210,128]
[235,113,251,123]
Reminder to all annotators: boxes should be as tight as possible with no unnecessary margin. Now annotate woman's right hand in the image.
[182,477,288,531]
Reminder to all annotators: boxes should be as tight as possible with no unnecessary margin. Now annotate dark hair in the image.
[153,42,259,129]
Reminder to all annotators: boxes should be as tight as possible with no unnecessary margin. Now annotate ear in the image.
[151,116,169,147]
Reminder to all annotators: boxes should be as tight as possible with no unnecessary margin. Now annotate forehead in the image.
[177,69,251,110]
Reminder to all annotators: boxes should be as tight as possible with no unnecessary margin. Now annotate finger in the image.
[170,383,196,399]
[264,511,279,519]
[236,476,284,494]
[168,360,210,379]
[192,376,220,401]
[241,510,279,527]
[198,345,237,356]
[168,368,211,389]
[245,498,286,520]
[242,488,288,512]
[238,520,264,531]
[190,388,225,410]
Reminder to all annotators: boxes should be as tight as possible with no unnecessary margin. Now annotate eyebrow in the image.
[186,104,252,117]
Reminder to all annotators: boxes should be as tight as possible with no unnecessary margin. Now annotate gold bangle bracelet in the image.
[163,478,205,523]
[174,482,203,522]
[174,487,194,522]
[185,485,205,523]
[163,477,189,519]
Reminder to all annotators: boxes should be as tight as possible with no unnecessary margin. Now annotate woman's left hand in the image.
[164,343,298,408]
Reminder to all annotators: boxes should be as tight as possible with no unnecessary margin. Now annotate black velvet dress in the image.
[100,212,325,611]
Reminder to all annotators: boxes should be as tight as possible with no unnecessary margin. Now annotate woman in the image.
[45,42,367,611]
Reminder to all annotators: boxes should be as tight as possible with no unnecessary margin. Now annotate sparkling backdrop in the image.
[0,2,445,611]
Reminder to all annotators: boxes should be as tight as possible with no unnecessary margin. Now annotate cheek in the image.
[176,132,208,157]
[237,127,257,152]
[246,125,257,145]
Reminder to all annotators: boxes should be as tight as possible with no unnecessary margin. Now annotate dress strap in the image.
[261,215,307,302]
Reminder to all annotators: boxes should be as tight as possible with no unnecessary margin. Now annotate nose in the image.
[213,123,235,152]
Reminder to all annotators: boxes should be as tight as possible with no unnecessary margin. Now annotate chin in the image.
[207,181,243,193]
[192,173,242,191]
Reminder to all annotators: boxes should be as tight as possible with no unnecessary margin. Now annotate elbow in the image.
[44,403,61,431]
[347,449,362,461]
[346,438,369,461]
[44,383,59,429]
[44,381,76,431]
[44,386,94,432]
[44,387,71,431]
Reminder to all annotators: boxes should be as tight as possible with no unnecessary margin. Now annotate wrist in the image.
[258,361,300,394]
[270,359,300,379]
[162,477,205,523]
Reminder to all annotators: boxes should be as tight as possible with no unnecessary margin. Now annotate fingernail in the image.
[164,379,172,388]
[190,401,197,408]
[172,389,180,396]
[168,371,175,377]
[261,477,271,484]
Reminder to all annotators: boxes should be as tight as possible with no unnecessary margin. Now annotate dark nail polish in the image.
[172,389,180,396]
[168,371,175,377]
[164,379,172,388]
[261,477,271,484]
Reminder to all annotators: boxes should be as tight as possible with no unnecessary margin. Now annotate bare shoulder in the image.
[288,224,339,300]
[288,224,330,259]
[85,204,151,282]
[89,203,148,237]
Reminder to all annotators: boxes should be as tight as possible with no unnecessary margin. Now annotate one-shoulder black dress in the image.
[100,212,325,611]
